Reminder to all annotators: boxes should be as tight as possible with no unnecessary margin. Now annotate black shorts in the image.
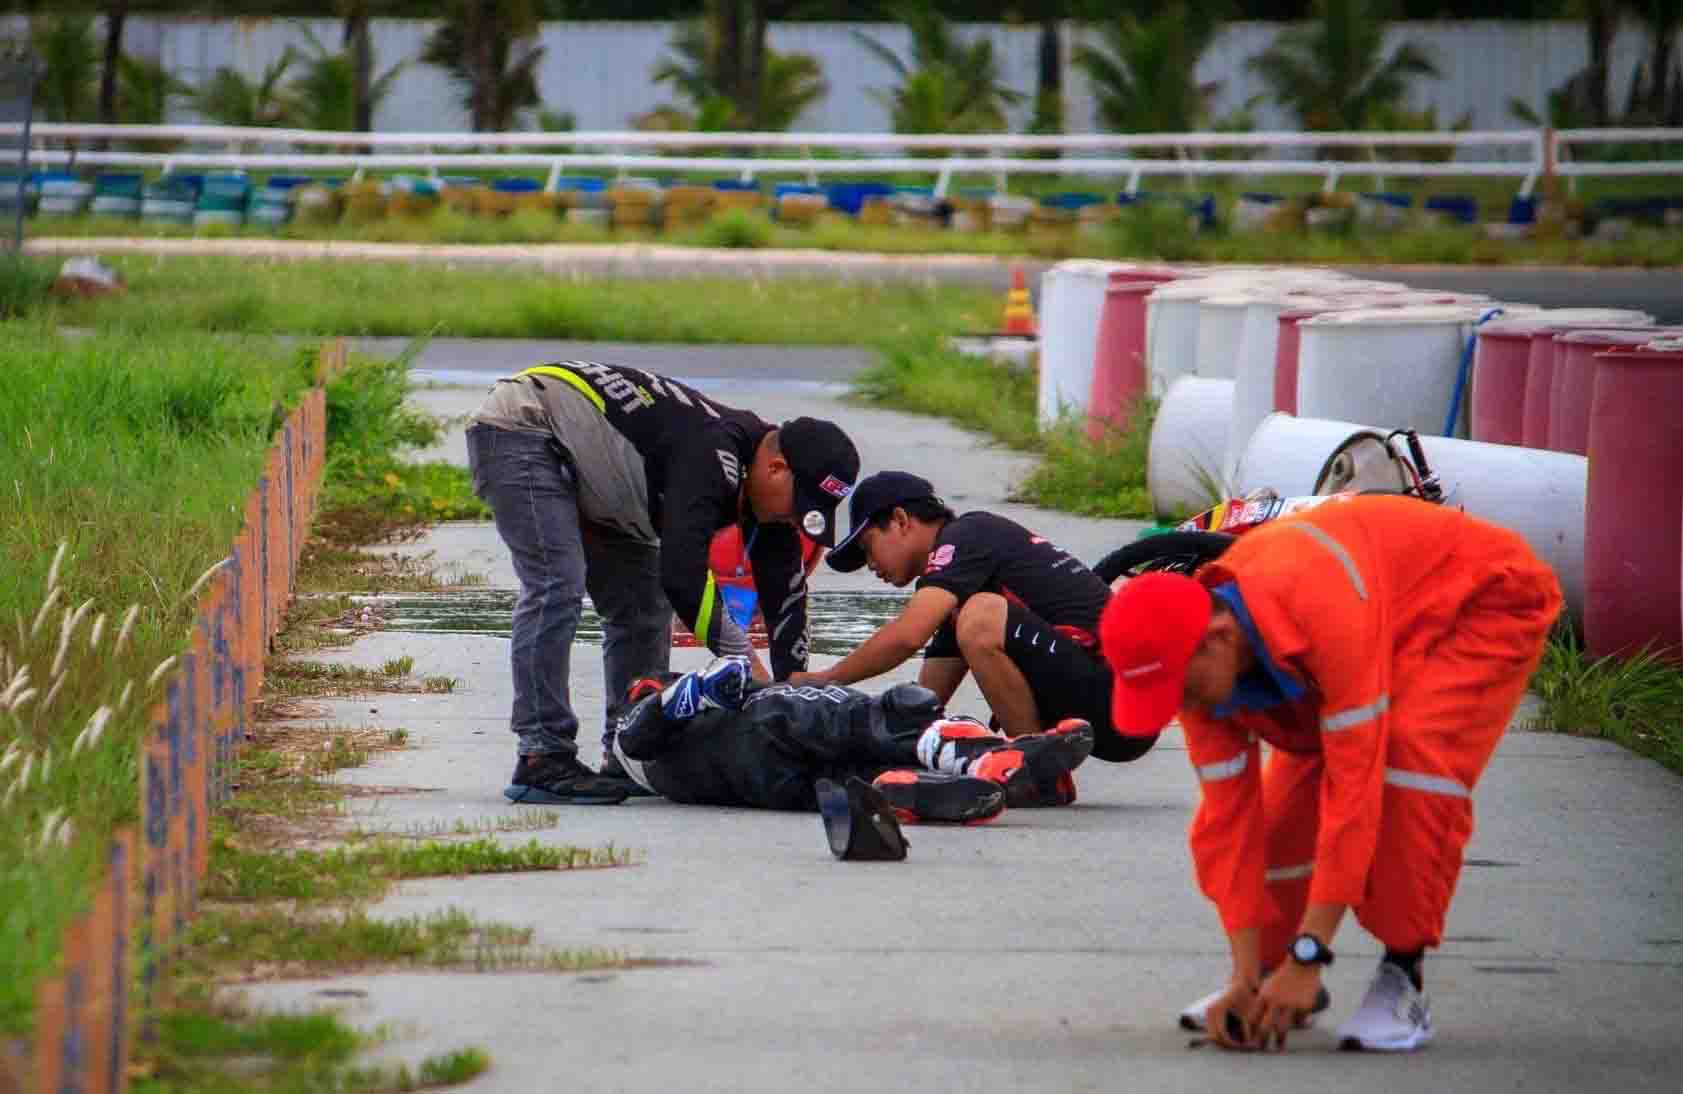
[1002,603,1156,763]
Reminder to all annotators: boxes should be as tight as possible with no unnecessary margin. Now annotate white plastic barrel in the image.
[1296,306,1484,435]
[1235,413,1588,619]
[1148,377,1238,518]
[1195,294,1256,380]
[1037,260,1139,428]
[1145,278,1270,396]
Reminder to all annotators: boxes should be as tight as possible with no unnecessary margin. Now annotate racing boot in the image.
[960,719,1094,809]
[869,769,1007,826]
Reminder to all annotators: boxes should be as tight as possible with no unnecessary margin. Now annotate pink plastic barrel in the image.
[1087,271,1178,439]
[1520,330,1562,449]
[1584,341,1683,658]
[1469,321,1537,445]
[1550,328,1681,456]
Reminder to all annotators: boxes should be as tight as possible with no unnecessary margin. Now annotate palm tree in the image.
[1625,0,1683,123]
[32,14,100,123]
[420,0,545,133]
[1072,3,1227,149]
[649,19,825,131]
[289,26,405,133]
[338,0,376,133]
[194,49,299,129]
[855,2,1024,135]
[117,54,190,127]
[1248,0,1439,134]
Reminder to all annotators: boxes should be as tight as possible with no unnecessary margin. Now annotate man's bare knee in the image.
[955,593,1008,654]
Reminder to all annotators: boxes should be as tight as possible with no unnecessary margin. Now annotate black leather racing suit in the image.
[614,681,945,811]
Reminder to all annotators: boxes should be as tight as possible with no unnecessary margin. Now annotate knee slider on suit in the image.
[875,683,944,734]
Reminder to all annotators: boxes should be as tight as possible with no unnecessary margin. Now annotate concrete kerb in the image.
[23,347,337,1094]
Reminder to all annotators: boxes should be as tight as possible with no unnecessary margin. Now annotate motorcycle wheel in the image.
[1091,530,1237,584]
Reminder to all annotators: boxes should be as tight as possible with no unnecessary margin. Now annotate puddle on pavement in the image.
[363,588,910,656]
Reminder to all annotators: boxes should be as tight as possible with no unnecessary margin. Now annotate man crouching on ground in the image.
[788,471,1156,804]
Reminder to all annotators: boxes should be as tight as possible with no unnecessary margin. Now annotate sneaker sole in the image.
[503,784,628,806]
[875,776,1005,825]
[1338,1026,1433,1052]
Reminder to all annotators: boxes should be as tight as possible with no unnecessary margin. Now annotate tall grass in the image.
[1528,625,1683,774]
[0,323,312,1035]
[44,256,999,346]
[852,341,1155,518]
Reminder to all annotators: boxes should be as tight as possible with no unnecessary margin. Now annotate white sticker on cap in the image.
[819,474,853,500]
[802,510,827,537]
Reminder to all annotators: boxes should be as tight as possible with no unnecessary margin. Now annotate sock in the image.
[1384,948,1424,991]
[914,723,1002,774]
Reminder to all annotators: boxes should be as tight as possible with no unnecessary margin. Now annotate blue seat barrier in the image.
[824,182,894,216]
[491,176,542,194]
[1424,195,1479,224]
[1118,191,1218,229]
[1507,196,1538,225]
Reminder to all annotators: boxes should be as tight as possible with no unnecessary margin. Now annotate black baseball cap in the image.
[780,417,860,547]
[825,471,940,573]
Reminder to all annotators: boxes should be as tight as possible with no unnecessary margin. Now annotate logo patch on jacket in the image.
[716,449,741,487]
[925,544,956,573]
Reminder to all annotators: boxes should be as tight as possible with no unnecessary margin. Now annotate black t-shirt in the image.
[524,361,809,678]
[916,512,1111,659]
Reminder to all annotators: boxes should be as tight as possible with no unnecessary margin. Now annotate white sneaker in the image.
[1337,962,1434,1052]
[1178,982,1330,1032]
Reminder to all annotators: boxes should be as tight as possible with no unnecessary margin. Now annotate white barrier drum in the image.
[1296,306,1483,435]
[1148,377,1237,519]
[1036,260,1138,429]
[1235,413,1588,619]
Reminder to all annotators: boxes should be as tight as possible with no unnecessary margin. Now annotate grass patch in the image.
[137,1003,492,1092]
[852,340,1155,519]
[43,255,999,346]
[0,253,55,318]
[1527,626,1683,774]
[369,812,561,840]
[381,656,415,678]
[205,837,631,904]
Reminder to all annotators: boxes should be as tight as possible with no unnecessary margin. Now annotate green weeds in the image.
[1528,626,1683,774]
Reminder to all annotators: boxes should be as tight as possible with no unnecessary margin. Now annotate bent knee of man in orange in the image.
[1354,567,1557,952]
[1259,750,1322,964]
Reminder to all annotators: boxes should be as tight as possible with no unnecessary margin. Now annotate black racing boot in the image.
[870,769,1007,826]
[504,753,628,806]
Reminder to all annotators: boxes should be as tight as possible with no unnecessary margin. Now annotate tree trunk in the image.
[98,0,129,137]
[1586,2,1618,126]
[474,1,494,132]
[746,0,772,129]
[344,9,373,132]
[712,0,743,111]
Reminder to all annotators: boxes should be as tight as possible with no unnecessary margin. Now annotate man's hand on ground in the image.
[1206,981,1260,1052]
[1247,962,1322,1052]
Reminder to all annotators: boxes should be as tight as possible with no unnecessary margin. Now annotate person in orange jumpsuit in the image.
[1097,495,1561,1053]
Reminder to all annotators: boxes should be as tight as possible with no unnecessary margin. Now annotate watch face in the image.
[1293,936,1319,962]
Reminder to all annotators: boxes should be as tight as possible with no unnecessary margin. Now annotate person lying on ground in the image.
[787,471,1155,803]
[467,359,860,805]
[1098,494,1561,1053]
[606,656,1095,825]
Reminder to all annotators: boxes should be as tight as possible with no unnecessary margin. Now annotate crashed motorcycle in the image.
[1092,428,1448,584]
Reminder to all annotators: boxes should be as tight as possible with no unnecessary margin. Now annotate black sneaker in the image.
[597,749,657,798]
[504,753,628,806]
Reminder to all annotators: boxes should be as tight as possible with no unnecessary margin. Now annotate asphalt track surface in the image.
[25,236,1683,322]
[224,343,1683,1093]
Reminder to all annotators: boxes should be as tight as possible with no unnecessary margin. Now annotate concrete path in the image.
[238,349,1683,1092]
[26,236,1683,321]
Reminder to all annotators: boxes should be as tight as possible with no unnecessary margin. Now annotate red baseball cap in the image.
[1099,571,1213,735]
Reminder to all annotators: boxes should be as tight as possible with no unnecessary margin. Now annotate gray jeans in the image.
[467,424,672,757]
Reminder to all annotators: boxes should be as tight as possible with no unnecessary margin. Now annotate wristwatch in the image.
[1289,933,1335,967]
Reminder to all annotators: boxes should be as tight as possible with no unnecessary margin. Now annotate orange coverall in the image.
[1179,495,1562,960]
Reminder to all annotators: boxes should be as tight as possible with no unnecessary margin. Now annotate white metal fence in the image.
[5,123,1681,200]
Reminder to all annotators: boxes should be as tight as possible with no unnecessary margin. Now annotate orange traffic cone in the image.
[1001,265,1036,336]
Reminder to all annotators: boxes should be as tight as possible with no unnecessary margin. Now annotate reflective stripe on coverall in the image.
[1179,495,1563,958]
